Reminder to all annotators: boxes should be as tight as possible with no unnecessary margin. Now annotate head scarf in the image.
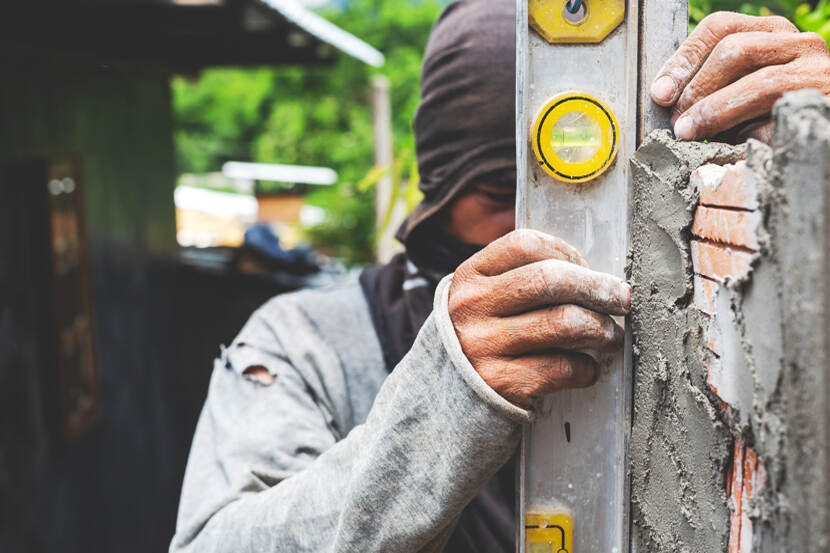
[396,0,517,262]
[359,2,518,552]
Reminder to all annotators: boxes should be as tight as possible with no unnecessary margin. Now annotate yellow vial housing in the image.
[531,93,619,184]
[529,0,625,44]
[525,512,573,553]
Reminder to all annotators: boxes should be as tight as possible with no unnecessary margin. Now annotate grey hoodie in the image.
[170,275,533,552]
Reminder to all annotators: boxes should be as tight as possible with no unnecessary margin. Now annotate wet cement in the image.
[628,130,746,552]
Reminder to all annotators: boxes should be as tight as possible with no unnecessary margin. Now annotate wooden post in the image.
[371,75,403,263]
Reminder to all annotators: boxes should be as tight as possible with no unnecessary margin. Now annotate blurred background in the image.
[1,1,828,552]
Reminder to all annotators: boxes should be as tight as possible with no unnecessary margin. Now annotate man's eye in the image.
[482,189,516,202]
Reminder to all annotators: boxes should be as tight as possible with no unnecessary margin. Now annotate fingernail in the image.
[621,282,632,312]
[651,75,676,103]
[674,116,695,141]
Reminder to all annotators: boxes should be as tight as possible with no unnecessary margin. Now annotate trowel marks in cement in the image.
[630,92,830,553]
[628,130,745,553]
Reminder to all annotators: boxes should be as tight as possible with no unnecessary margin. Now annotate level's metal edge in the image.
[514,0,529,551]
[622,0,640,550]
[515,0,529,233]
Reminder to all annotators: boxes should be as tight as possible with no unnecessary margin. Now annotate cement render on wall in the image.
[629,91,830,553]
[629,131,746,552]
[760,90,830,553]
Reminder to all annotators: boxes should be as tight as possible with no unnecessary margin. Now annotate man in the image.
[170,2,830,551]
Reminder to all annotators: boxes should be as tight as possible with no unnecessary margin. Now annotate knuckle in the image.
[714,33,748,64]
[802,31,829,53]
[758,66,790,92]
[549,305,582,335]
[455,323,490,354]
[769,15,797,32]
[505,228,541,256]
[454,255,479,280]
[448,280,480,321]
[529,262,552,298]
[673,42,708,76]
[702,11,733,34]
[692,100,718,134]
[481,361,522,398]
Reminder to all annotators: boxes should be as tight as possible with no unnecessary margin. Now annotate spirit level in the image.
[515,1,687,552]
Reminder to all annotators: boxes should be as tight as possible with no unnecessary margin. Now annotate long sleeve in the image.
[170,275,533,553]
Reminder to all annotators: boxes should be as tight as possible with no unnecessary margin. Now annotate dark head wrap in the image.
[397,0,517,261]
[360,2,518,552]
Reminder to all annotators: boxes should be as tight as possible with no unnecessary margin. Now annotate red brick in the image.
[739,448,758,553]
[728,439,745,553]
[691,240,755,282]
[725,443,764,553]
[692,206,761,251]
[692,161,758,210]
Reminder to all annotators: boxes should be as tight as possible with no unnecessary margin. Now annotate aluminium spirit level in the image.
[514,1,688,552]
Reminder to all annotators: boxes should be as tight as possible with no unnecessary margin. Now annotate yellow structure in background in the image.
[176,208,248,248]
[525,512,573,553]
[529,0,625,43]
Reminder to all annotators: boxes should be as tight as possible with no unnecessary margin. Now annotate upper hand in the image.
[447,229,630,408]
[650,12,830,143]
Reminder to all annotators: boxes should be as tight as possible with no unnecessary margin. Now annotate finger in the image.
[489,304,624,356]
[736,119,774,144]
[463,228,587,278]
[507,351,600,403]
[674,58,828,141]
[486,258,630,316]
[651,12,798,106]
[674,31,806,116]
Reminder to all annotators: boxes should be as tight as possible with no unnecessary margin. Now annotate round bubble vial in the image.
[550,110,602,164]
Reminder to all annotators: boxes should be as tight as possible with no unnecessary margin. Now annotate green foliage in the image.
[356,148,423,249]
[690,0,830,42]
[171,0,444,264]
[173,0,830,264]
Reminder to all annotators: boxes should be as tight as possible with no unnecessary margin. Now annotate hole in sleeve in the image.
[241,365,276,385]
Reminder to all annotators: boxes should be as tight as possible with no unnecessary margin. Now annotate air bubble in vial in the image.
[550,110,602,164]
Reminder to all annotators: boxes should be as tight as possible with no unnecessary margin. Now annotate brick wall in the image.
[630,90,830,553]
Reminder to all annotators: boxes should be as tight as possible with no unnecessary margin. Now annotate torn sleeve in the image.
[170,275,531,553]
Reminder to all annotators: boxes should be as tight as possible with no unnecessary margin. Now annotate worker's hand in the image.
[651,12,830,143]
[447,229,630,408]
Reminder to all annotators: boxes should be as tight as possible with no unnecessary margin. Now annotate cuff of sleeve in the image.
[433,274,534,425]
